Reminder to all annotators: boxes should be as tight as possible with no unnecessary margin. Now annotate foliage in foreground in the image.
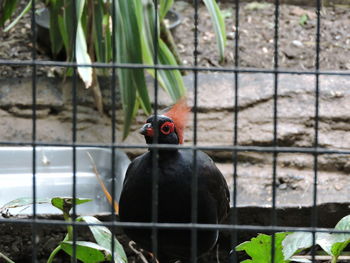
[1,197,127,263]
[236,215,350,263]
[0,0,227,138]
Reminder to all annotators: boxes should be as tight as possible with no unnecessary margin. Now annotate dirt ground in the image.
[1,1,350,78]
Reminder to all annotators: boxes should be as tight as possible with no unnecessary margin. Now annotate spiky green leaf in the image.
[159,0,173,20]
[48,0,64,56]
[114,0,151,139]
[203,0,226,62]
[0,0,20,27]
[3,0,31,32]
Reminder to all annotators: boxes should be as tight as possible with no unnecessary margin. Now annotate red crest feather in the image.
[164,98,190,144]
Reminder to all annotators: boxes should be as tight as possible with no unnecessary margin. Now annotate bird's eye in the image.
[160,122,174,135]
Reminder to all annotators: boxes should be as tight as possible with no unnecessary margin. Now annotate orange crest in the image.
[164,98,190,144]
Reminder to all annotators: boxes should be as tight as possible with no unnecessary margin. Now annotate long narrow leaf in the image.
[76,0,93,88]
[63,0,75,60]
[104,14,112,63]
[58,15,69,55]
[138,0,185,101]
[158,39,185,100]
[3,0,31,32]
[49,0,64,56]
[0,0,20,27]
[93,0,105,63]
[114,0,151,138]
[159,0,173,20]
[203,0,226,62]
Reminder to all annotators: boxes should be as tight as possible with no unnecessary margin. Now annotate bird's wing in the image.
[122,152,149,187]
[199,153,230,223]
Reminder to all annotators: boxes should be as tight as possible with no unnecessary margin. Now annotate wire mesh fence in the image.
[1,0,350,262]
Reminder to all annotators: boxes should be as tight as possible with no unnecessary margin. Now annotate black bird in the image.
[119,99,230,262]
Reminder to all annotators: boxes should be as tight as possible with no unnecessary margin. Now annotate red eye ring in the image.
[160,122,174,135]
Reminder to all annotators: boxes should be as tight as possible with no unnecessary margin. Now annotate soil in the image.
[1,1,350,78]
[173,1,350,70]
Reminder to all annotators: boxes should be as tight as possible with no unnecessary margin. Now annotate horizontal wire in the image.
[1,59,350,76]
[1,141,350,155]
[0,217,349,234]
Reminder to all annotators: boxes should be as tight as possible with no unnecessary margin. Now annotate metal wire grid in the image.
[0,0,349,262]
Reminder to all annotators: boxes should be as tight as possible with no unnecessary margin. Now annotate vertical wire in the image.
[311,0,321,261]
[151,0,160,259]
[30,0,37,262]
[71,0,78,262]
[111,0,117,261]
[191,0,199,262]
[271,0,280,262]
[230,0,240,262]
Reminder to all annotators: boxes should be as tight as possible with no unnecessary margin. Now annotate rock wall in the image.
[0,73,349,207]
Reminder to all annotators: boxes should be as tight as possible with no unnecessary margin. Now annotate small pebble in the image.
[227,32,235,40]
[279,183,287,190]
[292,40,303,47]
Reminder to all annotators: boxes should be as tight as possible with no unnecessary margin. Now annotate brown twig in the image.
[128,241,149,263]
[87,152,119,214]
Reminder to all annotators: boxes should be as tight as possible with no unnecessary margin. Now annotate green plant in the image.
[1,197,127,263]
[236,232,290,263]
[235,215,350,263]
[0,252,15,263]
[1,0,227,138]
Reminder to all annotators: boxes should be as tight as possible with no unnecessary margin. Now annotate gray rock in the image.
[1,73,350,207]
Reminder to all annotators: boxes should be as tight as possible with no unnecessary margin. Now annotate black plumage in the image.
[119,101,230,262]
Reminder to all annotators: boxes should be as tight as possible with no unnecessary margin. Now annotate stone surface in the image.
[0,73,349,208]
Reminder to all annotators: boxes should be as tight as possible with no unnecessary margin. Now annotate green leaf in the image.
[299,14,309,27]
[49,0,64,56]
[282,232,334,259]
[76,0,93,88]
[202,0,226,62]
[0,0,20,27]
[283,216,350,261]
[93,0,105,63]
[62,0,75,60]
[104,14,112,64]
[138,0,185,101]
[221,8,233,20]
[159,0,174,20]
[58,14,69,53]
[51,197,92,214]
[0,197,50,210]
[81,216,128,263]
[114,0,151,139]
[61,241,112,263]
[158,39,185,100]
[3,0,31,32]
[330,215,350,258]
[0,252,15,263]
[236,233,290,263]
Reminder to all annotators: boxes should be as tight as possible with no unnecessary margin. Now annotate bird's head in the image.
[140,98,190,145]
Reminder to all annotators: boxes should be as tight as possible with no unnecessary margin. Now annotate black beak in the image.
[140,123,154,136]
